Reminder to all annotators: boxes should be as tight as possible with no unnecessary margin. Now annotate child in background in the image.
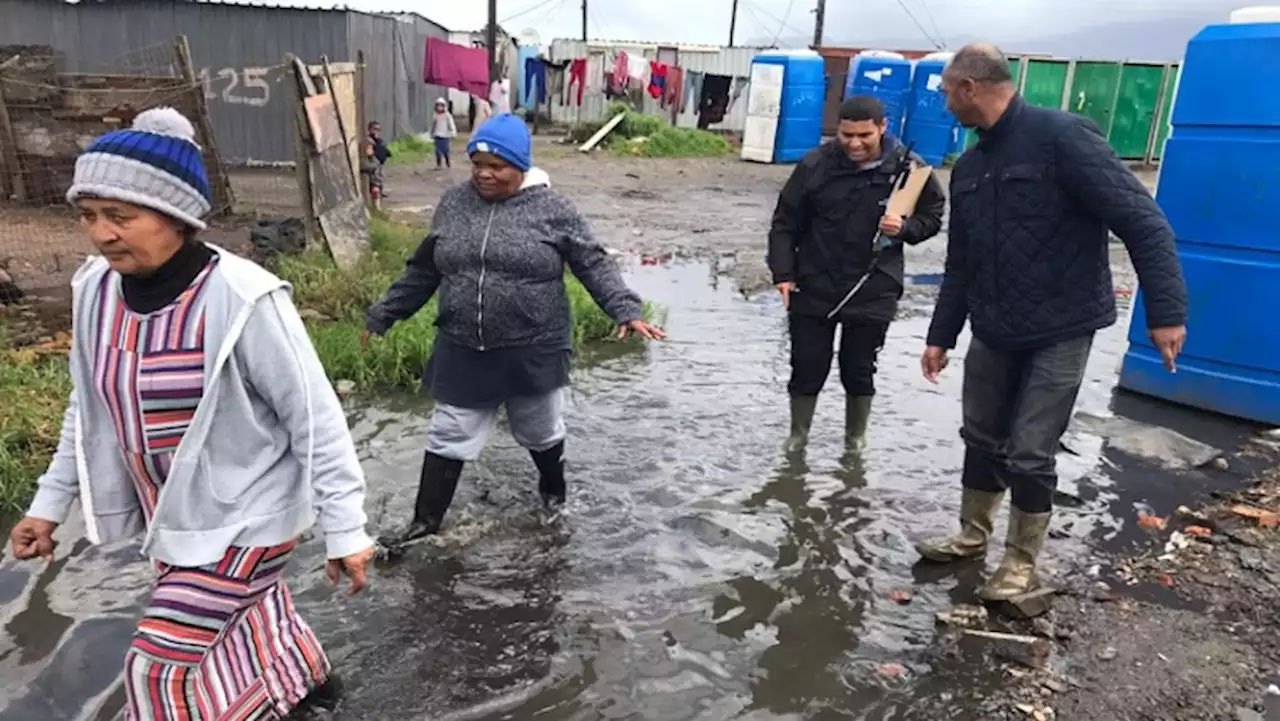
[361,139,383,209]
[432,98,458,170]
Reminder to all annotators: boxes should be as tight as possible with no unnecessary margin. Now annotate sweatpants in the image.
[788,313,891,398]
[426,389,566,462]
[960,334,1093,514]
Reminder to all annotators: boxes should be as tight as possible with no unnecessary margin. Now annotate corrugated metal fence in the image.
[545,40,759,132]
[0,0,448,164]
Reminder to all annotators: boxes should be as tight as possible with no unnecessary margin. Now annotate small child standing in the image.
[432,99,458,169]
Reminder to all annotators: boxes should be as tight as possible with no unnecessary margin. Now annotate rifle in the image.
[825,141,918,320]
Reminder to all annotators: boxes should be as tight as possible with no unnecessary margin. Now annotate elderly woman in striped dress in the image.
[6,107,374,719]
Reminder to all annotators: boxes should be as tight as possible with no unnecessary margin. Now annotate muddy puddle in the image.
[0,260,1255,721]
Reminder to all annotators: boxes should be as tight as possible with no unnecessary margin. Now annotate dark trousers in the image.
[960,334,1093,514]
[788,313,891,398]
[434,136,451,166]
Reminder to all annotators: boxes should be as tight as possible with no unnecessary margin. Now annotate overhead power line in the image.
[916,0,946,48]
[886,0,943,49]
[500,0,560,25]
[743,0,808,40]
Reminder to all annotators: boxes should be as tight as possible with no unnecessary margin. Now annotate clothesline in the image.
[523,49,751,129]
[420,36,754,130]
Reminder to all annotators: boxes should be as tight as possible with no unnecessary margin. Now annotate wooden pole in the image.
[812,0,826,49]
[173,34,234,213]
[729,0,738,48]
[487,0,498,93]
[0,54,24,202]
[582,0,589,42]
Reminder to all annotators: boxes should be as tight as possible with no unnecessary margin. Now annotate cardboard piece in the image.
[886,164,935,217]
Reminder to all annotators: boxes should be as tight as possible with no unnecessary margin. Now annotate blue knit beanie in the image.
[67,107,213,230]
[467,113,532,171]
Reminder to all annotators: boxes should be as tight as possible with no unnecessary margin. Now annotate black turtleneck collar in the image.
[976,94,1026,146]
[120,241,214,314]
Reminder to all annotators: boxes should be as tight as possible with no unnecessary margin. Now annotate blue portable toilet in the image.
[903,51,962,166]
[1117,7,1280,424]
[844,50,912,137]
[741,49,825,164]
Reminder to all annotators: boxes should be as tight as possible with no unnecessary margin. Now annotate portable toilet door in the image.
[742,60,786,163]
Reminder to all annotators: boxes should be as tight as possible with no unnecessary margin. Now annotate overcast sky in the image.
[262,0,1234,58]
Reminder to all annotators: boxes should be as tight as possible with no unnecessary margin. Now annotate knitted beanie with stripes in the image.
[66,107,213,230]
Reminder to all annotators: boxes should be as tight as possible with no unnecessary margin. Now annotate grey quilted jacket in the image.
[927,95,1188,351]
[365,168,643,350]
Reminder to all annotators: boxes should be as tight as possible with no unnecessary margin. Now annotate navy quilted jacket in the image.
[926,96,1187,351]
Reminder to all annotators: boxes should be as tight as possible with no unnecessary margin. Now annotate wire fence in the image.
[0,40,304,293]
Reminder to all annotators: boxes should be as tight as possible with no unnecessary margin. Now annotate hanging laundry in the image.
[727,76,750,111]
[626,53,649,83]
[647,61,668,100]
[697,74,732,129]
[544,59,571,104]
[490,79,511,114]
[424,36,489,96]
[682,70,703,114]
[568,57,588,106]
[612,51,630,89]
[524,57,547,105]
[663,67,683,110]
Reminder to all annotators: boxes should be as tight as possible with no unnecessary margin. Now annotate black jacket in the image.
[768,136,946,324]
[927,96,1188,351]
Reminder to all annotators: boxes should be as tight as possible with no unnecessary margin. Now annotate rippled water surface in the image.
[0,261,1239,721]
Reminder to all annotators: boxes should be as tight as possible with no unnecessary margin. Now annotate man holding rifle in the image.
[768,96,946,453]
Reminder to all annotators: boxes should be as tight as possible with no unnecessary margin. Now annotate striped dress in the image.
[93,259,330,720]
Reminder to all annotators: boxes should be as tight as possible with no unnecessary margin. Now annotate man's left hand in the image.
[1149,325,1187,372]
[878,213,904,237]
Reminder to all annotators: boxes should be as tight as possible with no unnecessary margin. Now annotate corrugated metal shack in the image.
[545,39,761,132]
[0,0,451,164]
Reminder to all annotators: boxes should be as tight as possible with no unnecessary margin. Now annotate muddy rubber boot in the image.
[530,441,566,511]
[844,395,874,453]
[783,395,819,452]
[978,507,1053,602]
[915,489,1005,563]
[383,452,464,546]
[289,673,344,716]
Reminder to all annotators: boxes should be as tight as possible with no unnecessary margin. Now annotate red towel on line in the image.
[424,36,489,96]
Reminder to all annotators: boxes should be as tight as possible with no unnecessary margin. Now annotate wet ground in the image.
[0,149,1270,721]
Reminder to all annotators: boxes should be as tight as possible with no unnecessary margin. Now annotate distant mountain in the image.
[748,8,1238,62]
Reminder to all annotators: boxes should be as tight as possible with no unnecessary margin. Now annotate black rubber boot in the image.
[530,441,566,511]
[383,452,463,546]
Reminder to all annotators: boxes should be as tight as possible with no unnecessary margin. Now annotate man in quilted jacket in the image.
[917,43,1188,606]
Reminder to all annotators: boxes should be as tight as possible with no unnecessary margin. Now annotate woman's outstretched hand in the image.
[326,545,375,595]
[8,517,58,561]
[617,319,667,341]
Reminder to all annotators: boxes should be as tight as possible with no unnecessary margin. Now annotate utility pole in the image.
[487,0,498,84]
[729,0,738,47]
[812,0,826,49]
[582,0,588,41]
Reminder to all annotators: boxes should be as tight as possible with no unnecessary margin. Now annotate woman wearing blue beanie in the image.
[6,107,373,719]
[364,113,665,546]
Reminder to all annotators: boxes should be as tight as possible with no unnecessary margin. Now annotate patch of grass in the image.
[0,324,72,516]
[385,134,434,166]
[568,101,733,158]
[277,216,657,390]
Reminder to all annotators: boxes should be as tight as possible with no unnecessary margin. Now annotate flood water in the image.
[0,260,1257,720]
